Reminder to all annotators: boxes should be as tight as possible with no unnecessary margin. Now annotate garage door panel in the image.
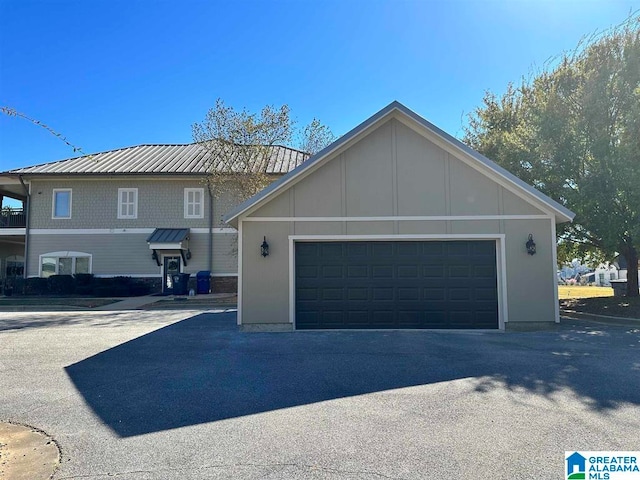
[320,243,343,256]
[474,265,496,278]
[372,287,394,301]
[372,266,393,278]
[321,288,343,301]
[472,241,496,255]
[347,265,368,278]
[398,287,420,300]
[397,265,419,278]
[297,265,318,279]
[424,287,446,300]
[449,265,471,277]
[476,287,498,300]
[321,265,343,277]
[295,240,498,329]
[449,288,471,301]
[347,287,368,301]
[423,266,445,277]
[296,242,319,256]
[397,242,419,256]
[372,310,395,326]
[372,242,393,256]
[422,243,445,255]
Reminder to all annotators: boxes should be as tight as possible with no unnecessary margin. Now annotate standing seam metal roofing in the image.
[7,144,308,175]
[146,228,190,243]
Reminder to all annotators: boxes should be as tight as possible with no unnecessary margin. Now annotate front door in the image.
[163,256,181,294]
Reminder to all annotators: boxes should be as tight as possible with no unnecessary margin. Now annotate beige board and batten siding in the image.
[240,117,557,327]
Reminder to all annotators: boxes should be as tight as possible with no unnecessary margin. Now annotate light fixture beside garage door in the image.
[526,234,537,255]
[261,236,270,257]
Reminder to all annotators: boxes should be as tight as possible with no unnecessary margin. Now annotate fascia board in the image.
[224,101,576,226]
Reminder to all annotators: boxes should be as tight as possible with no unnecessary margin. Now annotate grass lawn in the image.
[559,285,640,319]
[558,285,613,299]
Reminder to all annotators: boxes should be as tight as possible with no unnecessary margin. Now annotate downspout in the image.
[18,175,30,282]
[207,186,213,274]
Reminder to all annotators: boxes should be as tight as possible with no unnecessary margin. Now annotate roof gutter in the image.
[17,175,30,281]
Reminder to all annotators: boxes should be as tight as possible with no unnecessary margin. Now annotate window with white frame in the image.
[184,188,204,219]
[52,189,72,219]
[118,188,138,219]
[40,252,91,277]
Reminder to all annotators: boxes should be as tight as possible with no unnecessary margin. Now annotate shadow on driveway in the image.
[65,312,640,437]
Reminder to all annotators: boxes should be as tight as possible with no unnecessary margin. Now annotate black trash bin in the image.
[172,273,190,295]
[196,271,211,294]
[610,279,627,297]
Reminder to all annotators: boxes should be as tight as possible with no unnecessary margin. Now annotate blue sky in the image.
[1,0,638,172]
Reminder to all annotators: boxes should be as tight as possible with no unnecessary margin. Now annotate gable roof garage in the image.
[225,102,575,331]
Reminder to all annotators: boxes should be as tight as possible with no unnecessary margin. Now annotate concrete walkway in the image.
[93,295,162,310]
[94,293,237,311]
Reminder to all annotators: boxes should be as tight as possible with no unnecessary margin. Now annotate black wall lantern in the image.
[261,236,270,257]
[526,234,536,255]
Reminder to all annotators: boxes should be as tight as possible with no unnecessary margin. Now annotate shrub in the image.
[74,273,94,286]
[130,280,150,296]
[25,277,49,295]
[75,285,93,296]
[48,275,75,295]
[93,277,132,297]
[93,286,114,297]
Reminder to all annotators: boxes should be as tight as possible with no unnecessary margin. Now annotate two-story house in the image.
[0,143,306,293]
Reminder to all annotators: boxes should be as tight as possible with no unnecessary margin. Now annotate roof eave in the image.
[224,101,576,226]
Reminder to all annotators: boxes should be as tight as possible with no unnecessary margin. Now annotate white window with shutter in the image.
[117,188,138,219]
[184,188,204,219]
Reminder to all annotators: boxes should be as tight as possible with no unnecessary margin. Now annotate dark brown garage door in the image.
[295,241,498,329]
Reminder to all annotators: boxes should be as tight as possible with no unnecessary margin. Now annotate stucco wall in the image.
[240,117,559,327]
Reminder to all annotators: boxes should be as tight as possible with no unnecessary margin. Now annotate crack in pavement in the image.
[55,461,411,479]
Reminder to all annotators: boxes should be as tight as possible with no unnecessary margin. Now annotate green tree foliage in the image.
[464,17,640,296]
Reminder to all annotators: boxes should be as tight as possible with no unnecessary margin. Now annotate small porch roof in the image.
[147,228,190,244]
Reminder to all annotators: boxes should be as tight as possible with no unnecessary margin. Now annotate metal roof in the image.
[7,143,308,176]
[147,228,190,243]
[225,101,576,226]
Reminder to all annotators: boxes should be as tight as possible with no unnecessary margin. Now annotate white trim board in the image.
[30,228,236,235]
[225,102,575,225]
[0,228,26,235]
[237,220,243,326]
[94,274,163,278]
[244,215,551,222]
[551,218,560,323]
[287,234,508,331]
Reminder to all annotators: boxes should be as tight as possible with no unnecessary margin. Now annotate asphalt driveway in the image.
[0,310,638,479]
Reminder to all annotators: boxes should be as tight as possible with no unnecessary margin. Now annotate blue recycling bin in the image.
[196,271,211,294]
